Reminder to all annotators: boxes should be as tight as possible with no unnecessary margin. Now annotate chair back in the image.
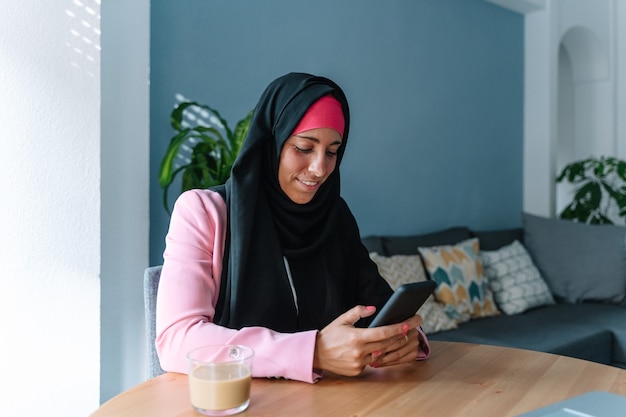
[144,265,165,378]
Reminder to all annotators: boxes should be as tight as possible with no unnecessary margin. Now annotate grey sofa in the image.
[362,215,626,369]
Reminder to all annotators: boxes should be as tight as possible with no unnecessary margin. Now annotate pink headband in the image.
[291,94,345,137]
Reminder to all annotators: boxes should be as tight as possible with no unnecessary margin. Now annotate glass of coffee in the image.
[187,345,255,416]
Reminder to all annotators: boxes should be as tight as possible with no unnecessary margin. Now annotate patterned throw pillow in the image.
[417,238,500,323]
[480,240,555,315]
[369,253,458,334]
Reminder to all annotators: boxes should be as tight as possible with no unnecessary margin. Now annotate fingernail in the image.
[402,324,409,336]
[372,350,381,358]
[366,306,376,311]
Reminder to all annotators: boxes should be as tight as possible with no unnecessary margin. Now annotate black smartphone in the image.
[368,280,437,328]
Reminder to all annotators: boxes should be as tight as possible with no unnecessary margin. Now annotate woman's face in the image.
[278,127,343,204]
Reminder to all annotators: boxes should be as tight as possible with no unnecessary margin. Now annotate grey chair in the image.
[144,265,166,378]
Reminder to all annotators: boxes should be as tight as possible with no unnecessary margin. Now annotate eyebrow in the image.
[293,134,343,146]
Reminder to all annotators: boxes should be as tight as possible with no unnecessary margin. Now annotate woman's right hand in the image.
[312,305,421,376]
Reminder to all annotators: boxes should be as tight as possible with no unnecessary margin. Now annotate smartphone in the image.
[368,280,437,328]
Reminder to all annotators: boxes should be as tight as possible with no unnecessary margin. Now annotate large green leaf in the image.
[557,161,587,183]
[589,212,612,224]
[573,182,601,206]
[159,128,192,187]
[170,102,200,131]
[161,164,189,213]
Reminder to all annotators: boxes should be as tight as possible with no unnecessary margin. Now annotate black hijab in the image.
[213,72,390,332]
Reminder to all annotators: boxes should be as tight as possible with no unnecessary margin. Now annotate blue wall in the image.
[149,0,523,266]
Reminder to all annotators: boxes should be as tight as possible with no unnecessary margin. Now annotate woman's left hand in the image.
[368,316,424,368]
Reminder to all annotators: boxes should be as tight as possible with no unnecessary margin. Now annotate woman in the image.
[156,72,430,383]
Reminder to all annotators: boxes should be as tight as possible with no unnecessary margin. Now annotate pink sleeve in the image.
[155,190,320,383]
[417,328,431,360]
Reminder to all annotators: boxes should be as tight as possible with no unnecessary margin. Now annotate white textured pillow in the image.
[480,240,555,315]
[369,253,457,334]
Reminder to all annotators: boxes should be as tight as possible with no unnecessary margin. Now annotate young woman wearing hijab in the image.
[156,72,430,383]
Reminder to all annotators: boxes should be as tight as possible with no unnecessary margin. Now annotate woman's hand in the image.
[312,306,423,376]
[368,314,423,369]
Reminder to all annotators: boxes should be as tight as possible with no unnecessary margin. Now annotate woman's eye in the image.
[294,145,312,153]
[293,145,338,157]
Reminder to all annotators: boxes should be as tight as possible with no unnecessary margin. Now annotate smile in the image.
[298,179,319,188]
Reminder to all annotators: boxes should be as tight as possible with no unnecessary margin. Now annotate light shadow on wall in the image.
[171,93,226,171]
[65,0,101,78]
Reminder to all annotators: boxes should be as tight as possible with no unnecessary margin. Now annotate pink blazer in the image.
[156,189,429,383]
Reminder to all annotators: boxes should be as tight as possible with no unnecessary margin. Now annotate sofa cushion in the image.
[428,303,618,365]
[382,226,471,256]
[368,253,457,334]
[522,212,626,304]
[361,235,384,255]
[480,240,555,315]
[471,228,523,251]
[546,303,626,365]
[418,238,500,323]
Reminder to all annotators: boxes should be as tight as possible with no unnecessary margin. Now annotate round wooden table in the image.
[90,341,626,417]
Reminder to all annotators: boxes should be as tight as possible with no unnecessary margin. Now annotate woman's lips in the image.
[298,178,320,189]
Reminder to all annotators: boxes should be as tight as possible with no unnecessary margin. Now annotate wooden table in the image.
[90,341,626,417]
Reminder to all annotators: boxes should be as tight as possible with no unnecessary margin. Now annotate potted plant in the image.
[159,101,253,214]
[556,156,626,224]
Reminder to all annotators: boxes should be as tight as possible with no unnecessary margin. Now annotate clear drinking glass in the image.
[187,345,255,416]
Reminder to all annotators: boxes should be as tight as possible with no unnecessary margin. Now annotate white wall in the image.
[522,0,626,217]
[0,1,150,415]
[617,0,626,159]
[100,0,150,403]
[0,1,101,415]
[524,2,555,217]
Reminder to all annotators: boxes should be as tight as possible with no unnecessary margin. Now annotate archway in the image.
[555,26,610,216]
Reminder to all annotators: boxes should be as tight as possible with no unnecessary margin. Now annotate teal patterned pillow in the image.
[480,240,555,315]
[418,238,500,323]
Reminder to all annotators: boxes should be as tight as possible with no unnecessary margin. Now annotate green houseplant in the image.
[159,101,253,214]
[556,156,626,224]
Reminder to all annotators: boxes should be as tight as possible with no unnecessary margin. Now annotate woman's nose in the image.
[308,152,326,177]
